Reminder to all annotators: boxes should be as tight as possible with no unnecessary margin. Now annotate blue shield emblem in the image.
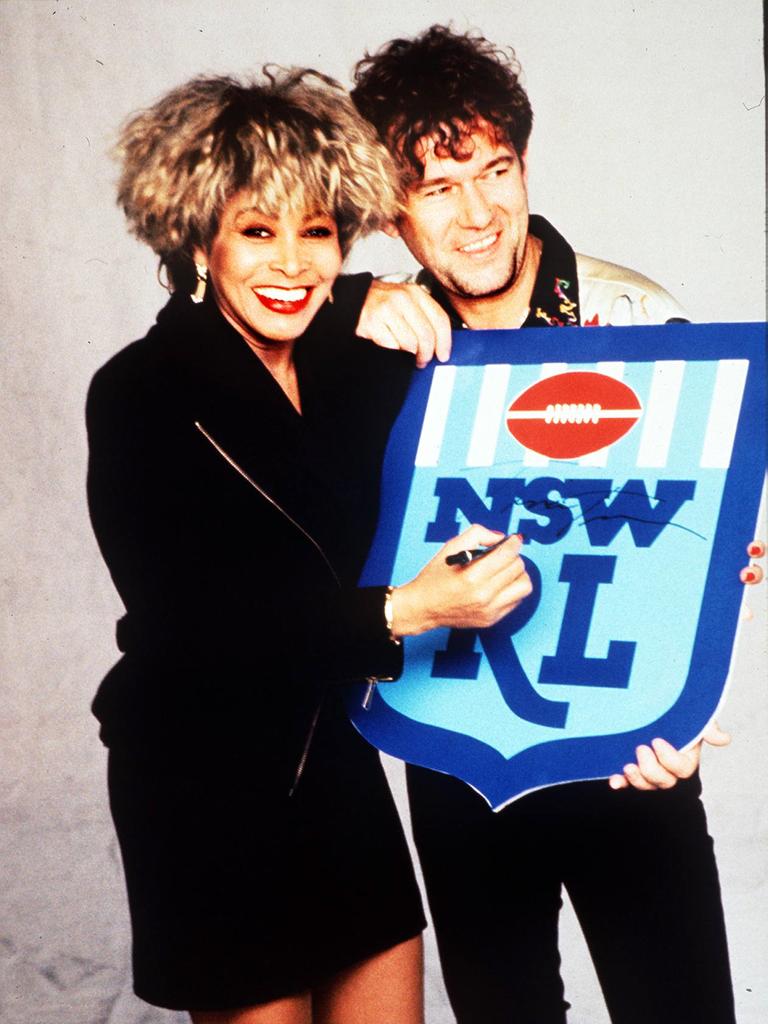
[350,322,766,809]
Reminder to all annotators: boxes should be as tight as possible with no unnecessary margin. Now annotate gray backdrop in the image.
[1,1,765,1022]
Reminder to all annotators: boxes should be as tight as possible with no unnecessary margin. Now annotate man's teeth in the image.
[460,233,498,254]
[255,287,309,301]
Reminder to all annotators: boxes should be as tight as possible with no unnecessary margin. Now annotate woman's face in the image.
[198,192,343,348]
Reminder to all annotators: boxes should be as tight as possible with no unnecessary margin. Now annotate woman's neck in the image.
[245,336,302,413]
[211,296,302,413]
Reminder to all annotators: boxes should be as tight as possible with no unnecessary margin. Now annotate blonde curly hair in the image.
[115,67,399,290]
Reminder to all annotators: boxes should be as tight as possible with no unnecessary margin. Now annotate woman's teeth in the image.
[254,287,309,300]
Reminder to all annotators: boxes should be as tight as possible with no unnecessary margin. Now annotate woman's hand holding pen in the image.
[390,526,531,637]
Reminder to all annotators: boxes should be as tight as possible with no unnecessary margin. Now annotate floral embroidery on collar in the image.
[534,276,579,326]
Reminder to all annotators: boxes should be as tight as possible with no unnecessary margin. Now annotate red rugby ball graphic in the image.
[506,371,642,459]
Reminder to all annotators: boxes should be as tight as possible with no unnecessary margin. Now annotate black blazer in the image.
[86,278,412,765]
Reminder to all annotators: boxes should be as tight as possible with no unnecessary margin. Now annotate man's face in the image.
[393,126,530,301]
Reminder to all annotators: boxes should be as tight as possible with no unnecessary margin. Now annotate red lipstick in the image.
[254,287,314,315]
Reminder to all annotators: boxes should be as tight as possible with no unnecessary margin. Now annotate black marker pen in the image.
[445,534,522,566]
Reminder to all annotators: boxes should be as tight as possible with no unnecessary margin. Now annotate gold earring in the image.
[192,264,207,304]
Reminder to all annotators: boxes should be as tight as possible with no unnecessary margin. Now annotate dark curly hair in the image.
[351,25,533,184]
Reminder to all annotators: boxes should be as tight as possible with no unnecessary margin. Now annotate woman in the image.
[87,69,530,1024]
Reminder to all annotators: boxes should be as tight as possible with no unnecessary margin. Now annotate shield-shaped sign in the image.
[350,322,766,810]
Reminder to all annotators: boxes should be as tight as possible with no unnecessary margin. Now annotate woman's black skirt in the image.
[107,700,425,1011]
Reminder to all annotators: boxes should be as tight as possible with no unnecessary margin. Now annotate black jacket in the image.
[86,277,411,761]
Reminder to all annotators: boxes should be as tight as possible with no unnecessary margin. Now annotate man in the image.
[346,26,737,1024]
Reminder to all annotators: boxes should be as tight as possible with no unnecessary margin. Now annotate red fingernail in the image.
[515,533,525,543]
[748,543,764,557]
[742,569,757,583]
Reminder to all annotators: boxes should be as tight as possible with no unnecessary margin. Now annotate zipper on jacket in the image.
[195,420,341,586]
[194,419,345,796]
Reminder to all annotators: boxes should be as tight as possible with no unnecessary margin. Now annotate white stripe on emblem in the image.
[414,365,457,466]
[635,360,685,468]
[466,364,513,466]
[579,362,626,467]
[699,359,749,469]
[523,363,568,467]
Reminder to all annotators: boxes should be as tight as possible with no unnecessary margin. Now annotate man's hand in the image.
[608,721,731,791]
[355,279,452,367]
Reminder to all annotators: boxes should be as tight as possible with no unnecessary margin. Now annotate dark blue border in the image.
[353,323,766,808]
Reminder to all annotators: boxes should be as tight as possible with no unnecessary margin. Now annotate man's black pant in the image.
[407,767,735,1024]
